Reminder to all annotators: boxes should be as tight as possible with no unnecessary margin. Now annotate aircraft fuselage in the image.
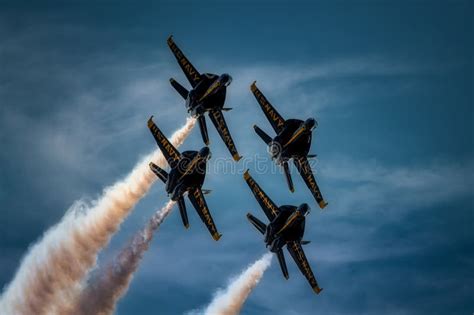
[266,205,306,252]
[186,73,228,117]
[166,150,208,201]
[269,119,315,164]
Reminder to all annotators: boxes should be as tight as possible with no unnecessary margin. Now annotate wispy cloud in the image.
[320,157,473,215]
[1,15,472,315]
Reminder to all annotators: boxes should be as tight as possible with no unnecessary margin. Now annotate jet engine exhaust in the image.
[203,253,273,315]
[65,200,176,315]
[0,118,195,315]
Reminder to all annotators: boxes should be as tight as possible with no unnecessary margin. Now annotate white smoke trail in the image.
[203,253,273,315]
[0,118,195,315]
[67,200,175,315]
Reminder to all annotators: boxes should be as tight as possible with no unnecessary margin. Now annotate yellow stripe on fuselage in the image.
[178,155,201,180]
[283,126,306,148]
[276,211,301,235]
[198,81,220,102]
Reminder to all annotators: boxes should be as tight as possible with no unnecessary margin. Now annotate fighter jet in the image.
[243,170,323,294]
[147,116,222,241]
[167,36,242,161]
[250,82,328,209]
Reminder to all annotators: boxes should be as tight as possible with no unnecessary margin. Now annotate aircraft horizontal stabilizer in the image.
[276,249,289,280]
[253,125,272,145]
[246,213,267,235]
[283,161,294,193]
[170,78,189,100]
[149,162,168,183]
[198,115,210,145]
[177,197,189,229]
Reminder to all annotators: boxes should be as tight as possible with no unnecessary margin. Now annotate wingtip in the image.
[314,287,323,294]
[243,169,251,180]
[213,233,222,241]
[233,154,242,162]
[147,116,155,127]
[167,35,174,42]
[250,81,257,91]
[319,200,328,209]
[184,223,190,229]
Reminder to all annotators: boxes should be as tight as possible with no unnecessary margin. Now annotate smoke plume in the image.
[203,253,273,315]
[0,118,195,315]
[69,200,175,315]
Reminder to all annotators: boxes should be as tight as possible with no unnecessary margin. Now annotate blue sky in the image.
[0,1,473,314]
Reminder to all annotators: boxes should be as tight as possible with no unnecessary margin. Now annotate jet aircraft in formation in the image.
[251,82,328,209]
[244,170,323,294]
[167,36,242,161]
[148,116,221,241]
[147,36,328,294]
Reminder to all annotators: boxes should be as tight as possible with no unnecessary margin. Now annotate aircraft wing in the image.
[147,116,181,169]
[287,241,323,294]
[188,187,222,241]
[250,81,286,134]
[243,170,279,221]
[293,156,328,209]
[209,110,242,161]
[167,36,202,88]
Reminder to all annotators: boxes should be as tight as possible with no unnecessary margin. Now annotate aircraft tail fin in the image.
[170,78,189,99]
[253,125,272,145]
[149,162,168,183]
[283,161,294,192]
[246,213,267,234]
[307,154,317,158]
[198,115,210,145]
[177,196,189,229]
[276,249,289,279]
[221,107,232,111]
[301,240,311,245]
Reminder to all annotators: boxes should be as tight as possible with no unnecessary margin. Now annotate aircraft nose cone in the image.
[221,73,232,86]
[306,118,316,129]
[298,203,311,216]
[199,146,211,158]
